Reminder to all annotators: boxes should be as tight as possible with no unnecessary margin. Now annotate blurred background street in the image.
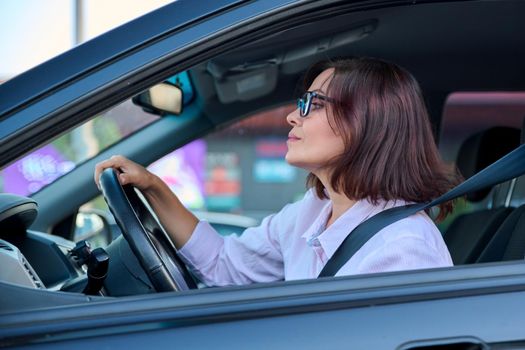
[0,0,173,82]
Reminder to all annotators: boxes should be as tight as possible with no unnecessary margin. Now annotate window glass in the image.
[439,92,525,163]
[0,100,159,196]
[0,71,195,196]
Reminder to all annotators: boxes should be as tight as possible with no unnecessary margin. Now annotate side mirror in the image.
[74,209,113,248]
[132,82,183,116]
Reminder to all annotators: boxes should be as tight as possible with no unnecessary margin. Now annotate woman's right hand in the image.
[94,155,198,248]
[94,155,158,192]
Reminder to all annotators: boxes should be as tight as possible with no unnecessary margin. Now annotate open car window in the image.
[0,72,196,197]
[147,105,308,221]
[76,104,309,246]
[0,100,160,196]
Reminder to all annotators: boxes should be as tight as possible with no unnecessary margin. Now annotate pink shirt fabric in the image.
[178,189,453,286]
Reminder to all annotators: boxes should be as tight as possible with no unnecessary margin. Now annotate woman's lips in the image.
[288,134,301,142]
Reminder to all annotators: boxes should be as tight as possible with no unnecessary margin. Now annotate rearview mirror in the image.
[132,82,183,116]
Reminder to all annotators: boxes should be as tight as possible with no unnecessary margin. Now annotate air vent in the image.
[21,257,43,289]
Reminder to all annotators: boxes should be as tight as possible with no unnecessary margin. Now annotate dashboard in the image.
[0,193,86,294]
[1,230,83,290]
[0,239,44,289]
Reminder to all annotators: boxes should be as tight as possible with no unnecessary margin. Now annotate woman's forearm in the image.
[94,155,198,248]
[142,175,199,248]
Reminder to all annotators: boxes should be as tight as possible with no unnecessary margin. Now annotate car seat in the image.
[476,123,525,263]
[476,203,525,263]
[443,126,520,265]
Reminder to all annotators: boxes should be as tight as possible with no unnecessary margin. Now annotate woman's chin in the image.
[285,154,298,167]
[285,155,311,171]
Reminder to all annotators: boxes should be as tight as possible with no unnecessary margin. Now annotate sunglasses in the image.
[297,91,336,117]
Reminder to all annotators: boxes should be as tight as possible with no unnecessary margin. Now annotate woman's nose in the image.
[286,108,302,126]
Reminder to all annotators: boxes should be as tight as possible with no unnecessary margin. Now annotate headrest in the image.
[457,126,520,202]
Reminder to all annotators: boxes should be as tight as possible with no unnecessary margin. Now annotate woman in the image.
[95,57,460,286]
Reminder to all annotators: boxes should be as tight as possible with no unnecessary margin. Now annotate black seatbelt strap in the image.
[318,143,525,277]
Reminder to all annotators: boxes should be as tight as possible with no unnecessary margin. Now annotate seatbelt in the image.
[318,143,525,277]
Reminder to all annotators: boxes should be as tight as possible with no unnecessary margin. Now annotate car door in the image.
[3,263,525,349]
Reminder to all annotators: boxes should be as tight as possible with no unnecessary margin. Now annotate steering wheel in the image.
[99,168,197,292]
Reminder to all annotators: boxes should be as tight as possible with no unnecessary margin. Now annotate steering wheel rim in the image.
[99,168,197,292]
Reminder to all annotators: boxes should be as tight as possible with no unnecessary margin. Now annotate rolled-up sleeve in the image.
[178,210,289,286]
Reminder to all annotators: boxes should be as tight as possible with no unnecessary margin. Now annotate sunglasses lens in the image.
[297,98,305,116]
[299,93,312,117]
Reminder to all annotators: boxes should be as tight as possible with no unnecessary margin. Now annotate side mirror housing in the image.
[74,209,113,247]
[132,82,183,116]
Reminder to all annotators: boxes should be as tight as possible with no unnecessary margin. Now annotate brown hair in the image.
[303,57,461,220]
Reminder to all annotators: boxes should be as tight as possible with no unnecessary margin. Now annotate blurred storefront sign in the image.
[254,138,296,183]
[205,152,241,211]
[148,140,206,210]
[2,145,75,196]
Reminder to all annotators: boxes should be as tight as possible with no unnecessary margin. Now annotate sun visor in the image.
[281,20,377,74]
[212,65,278,103]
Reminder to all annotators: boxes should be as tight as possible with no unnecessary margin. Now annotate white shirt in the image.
[178,189,453,286]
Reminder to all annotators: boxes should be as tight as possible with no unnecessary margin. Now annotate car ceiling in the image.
[190,0,525,131]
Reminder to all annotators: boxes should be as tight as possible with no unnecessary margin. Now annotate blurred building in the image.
[0,0,173,82]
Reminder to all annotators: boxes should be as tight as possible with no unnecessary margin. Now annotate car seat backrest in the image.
[456,126,520,202]
[505,176,525,208]
[444,126,520,265]
[477,204,525,262]
[476,119,525,263]
[445,207,513,264]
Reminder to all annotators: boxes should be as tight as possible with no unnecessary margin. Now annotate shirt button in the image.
[307,236,321,247]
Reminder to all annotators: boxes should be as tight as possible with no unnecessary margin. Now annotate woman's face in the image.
[285,68,345,173]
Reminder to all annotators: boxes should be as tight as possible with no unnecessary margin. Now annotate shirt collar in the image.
[301,200,332,240]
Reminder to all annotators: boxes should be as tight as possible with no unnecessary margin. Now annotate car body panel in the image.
[3,263,525,348]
